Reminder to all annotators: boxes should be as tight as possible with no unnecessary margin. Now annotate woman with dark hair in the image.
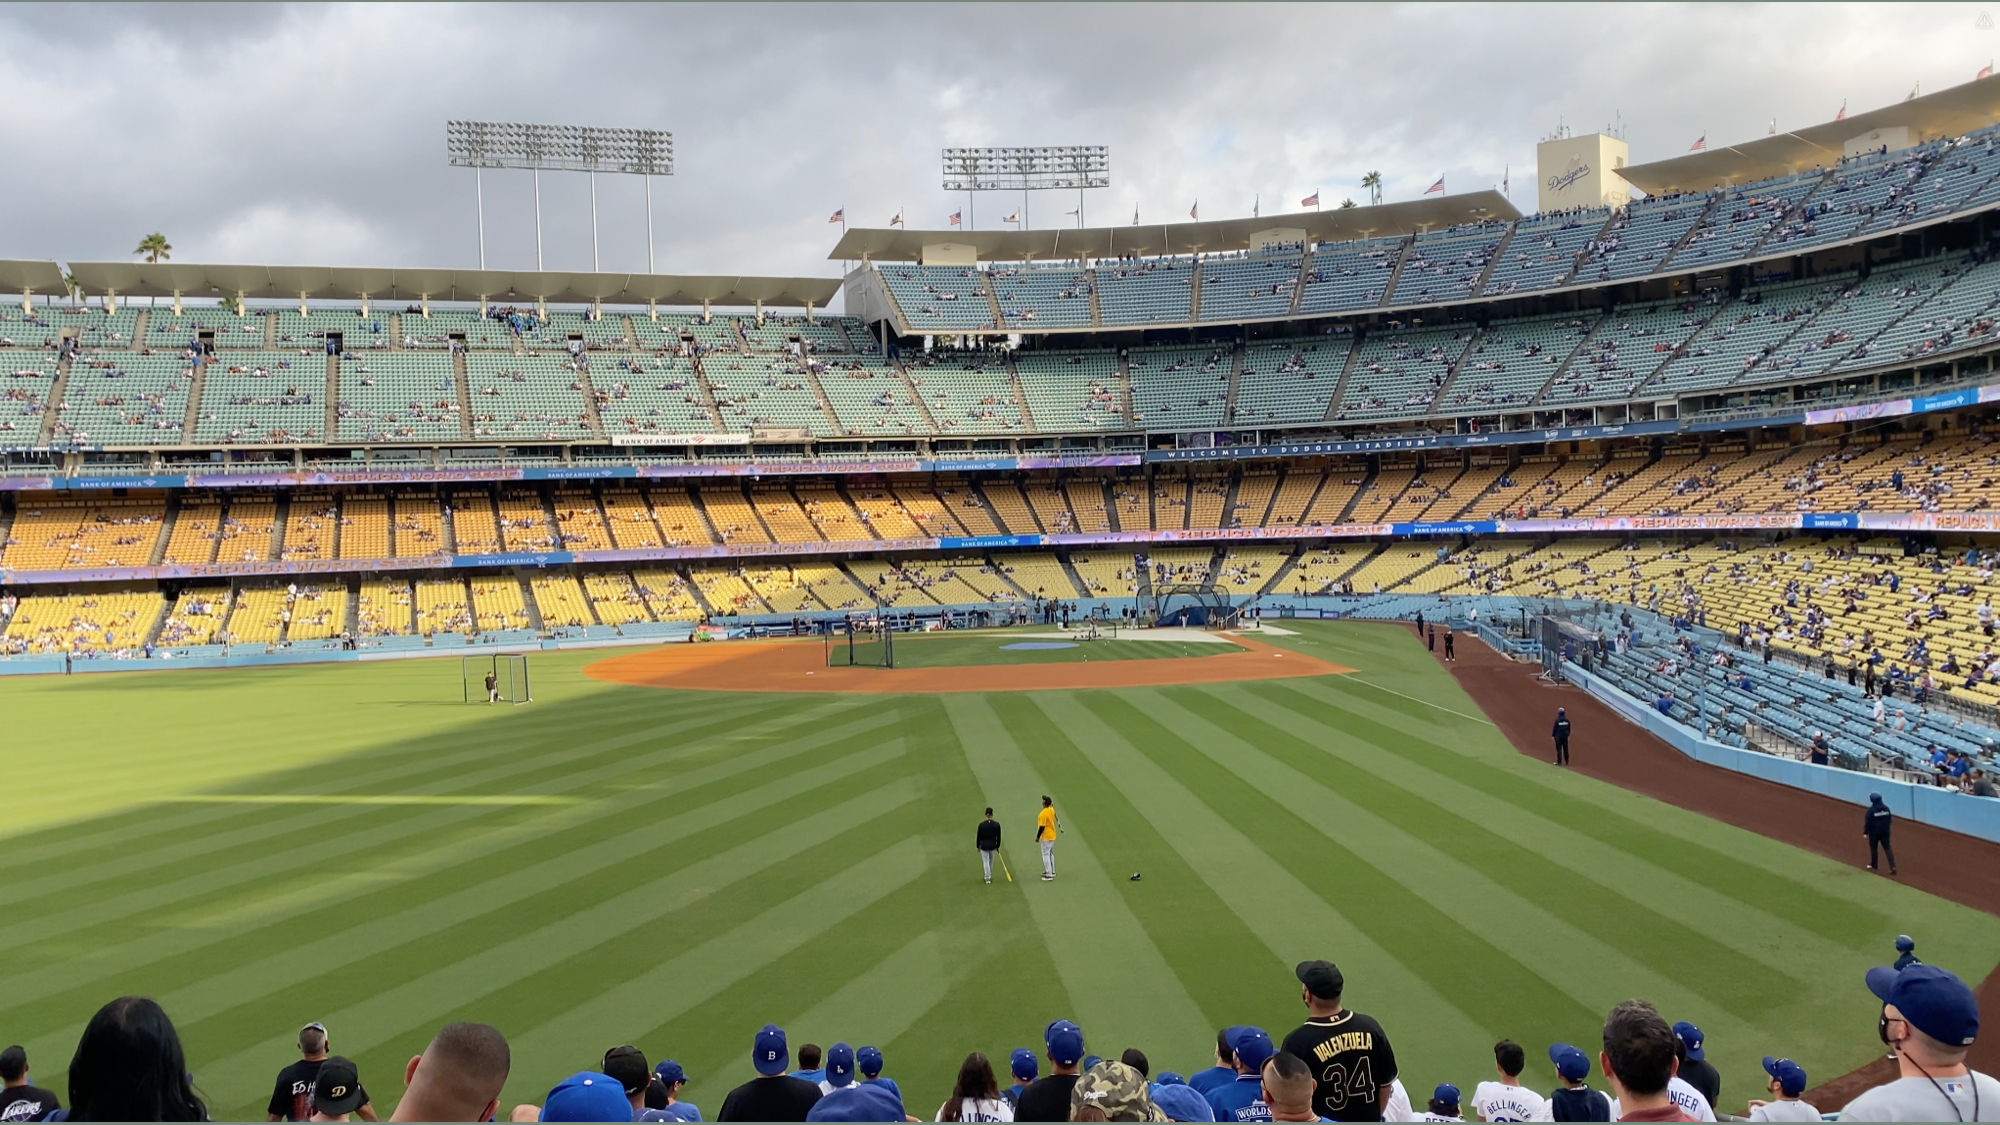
[64,997,207,1121]
[937,1051,1012,1122]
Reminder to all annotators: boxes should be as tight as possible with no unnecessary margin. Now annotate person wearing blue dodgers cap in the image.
[854,1046,902,1102]
[1152,1082,1217,1123]
[541,1072,635,1123]
[718,1025,822,1122]
[820,1044,857,1096]
[1838,964,2000,1121]
[1894,934,1923,972]
[1416,1084,1461,1123]
[1015,1024,1086,1122]
[806,1081,906,1124]
[1745,1058,1817,1122]
[1003,1049,1038,1108]
[1544,1044,1610,1122]
[1206,1028,1276,1122]
[1669,1022,1720,1114]
[642,1061,699,1123]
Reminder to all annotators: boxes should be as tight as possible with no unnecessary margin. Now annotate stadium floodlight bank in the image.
[446,121,675,175]
[941,146,1110,191]
[462,653,532,704]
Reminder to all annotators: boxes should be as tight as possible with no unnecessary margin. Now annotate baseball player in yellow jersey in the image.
[1036,795,1058,881]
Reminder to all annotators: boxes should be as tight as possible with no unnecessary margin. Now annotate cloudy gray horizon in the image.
[0,2,1992,283]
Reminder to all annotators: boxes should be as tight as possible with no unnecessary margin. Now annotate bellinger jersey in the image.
[1280,1011,1397,1123]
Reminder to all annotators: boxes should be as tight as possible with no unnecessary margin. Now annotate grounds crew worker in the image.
[1037,796,1058,881]
[1552,707,1572,766]
[1864,793,1898,875]
[977,807,1002,884]
[485,670,499,703]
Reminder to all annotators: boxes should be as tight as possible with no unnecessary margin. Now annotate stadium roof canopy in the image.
[0,260,67,295]
[62,263,842,308]
[826,191,1521,262]
[1619,78,2000,195]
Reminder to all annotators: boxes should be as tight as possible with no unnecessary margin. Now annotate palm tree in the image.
[63,272,82,310]
[135,233,171,264]
[1338,198,1358,209]
[1361,172,1382,206]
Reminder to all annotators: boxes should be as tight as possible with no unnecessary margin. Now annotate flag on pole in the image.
[1907,81,1920,101]
[827,208,844,224]
[1688,134,1707,152]
[1189,200,1199,220]
[1980,62,1994,80]
[1423,176,1445,195]
[1835,99,1847,121]
[948,211,962,227]
[1501,166,1509,196]
[1768,118,1777,135]
[1301,191,1320,208]
[1130,207,1137,224]
[890,209,904,227]
[1003,212,1019,224]
[1253,194,1260,218]
[1068,208,1082,217]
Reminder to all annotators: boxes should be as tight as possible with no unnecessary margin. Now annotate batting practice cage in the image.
[1537,615,1604,683]
[1150,587,1240,629]
[825,618,895,668]
[462,653,532,703]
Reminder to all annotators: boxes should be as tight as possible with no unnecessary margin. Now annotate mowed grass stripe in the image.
[186,784,928,1112]
[0,701,890,949]
[1270,676,1896,941]
[0,692,824,906]
[1173,686,1799,1019]
[1093,689,1597,1051]
[0,716,912,1032]
[942,694,1211,1055]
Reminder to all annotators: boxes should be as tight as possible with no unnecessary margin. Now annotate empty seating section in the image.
[358,579,413,635]
[1186,474,1228,528]
[1572,194,1712,283]
[796,485,871,542]
[1646,277,1843,395]
[817,359,925,435]
[1481,211,1608,295]
[156,587,229,646]
[1440,315,1594,413]
[465,353,592,441]
[1284,545,1364,593]
[272,309,389,350]
[1095,258,1192,323]
[0,306,59,348]
[415,577,472,633]
[0,588,160,654]
[339,496,391,559]
[552,491,613,550]
[1389,224,1504,305]
[285,585,346,640]
[0,347,55,438]
[1262,470,1323,526]
[44,306,143,350]
[1832,256,2000,373]
[929,481,997,535]
[990,265,1094,328]
[881,266,996,332]
[687,567,764,614]
[702,354,835,434]
[847,487,922,539]
[402,310,512,350]
[54,352,192,445]
[696,487,769,544]
[1064,480,1111,533]
[1067,552,1132,598]
[1215,546,1288,590]
[580,314,631,350]
[3,499,163,570]
[1543,300,1708,406]
[1197,252,1302,321]
[1127,344,1229,428]
[338,352,462,442]
[194,352,325,444]
[147,309,265,348]
[531,574,594,627]
[450,492,503,554]
[393,494,450,558]
[1754,260,1952,381]
[1022,481,1077,534]
[280,493,337,560]
[1298,237,1404,313]
[1234,337,1347,426]
[600,489,664,549]
[905,352,1023,433]
[1013,351,1125,430]
[742,562,867,613]
[753,488,823,543]
[222,586,289,644]
[590,353,712,436]
[163,499,222,564]
[1666,172,1825,270]
[1343,543,1444,594]
[470,577,530,632]
[1333,327,1473,421]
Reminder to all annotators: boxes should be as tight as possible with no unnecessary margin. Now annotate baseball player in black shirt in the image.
[1552,707,1571,766]
[976,808,1002,884]
[1282,961,1397,1122]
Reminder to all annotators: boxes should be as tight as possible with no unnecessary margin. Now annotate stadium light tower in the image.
[943,145,1109,230]
[446,120,674,272]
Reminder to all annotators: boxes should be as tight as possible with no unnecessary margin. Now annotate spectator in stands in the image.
[1013,1023,1085,1122]
[718,1026,820,1122]
[805,1083,903,1123]
[270,1023,376,1123]
[1838,964,1999,1120]
[1421,1085,1463,1123]
[0,1044,61,1123]
[1283,961,1396,1123]
[1069,1062,1160,1123]
[1204,1027,1274,1121]
[792,1045,826,1086]
[647,1061,699,1123]
[1151,1083,1216,1124]
[1004,1052,1038,1108]
[1188,1034,1236,1096]
[1597,1000,1691,1122]
[1546,1043,1611,1122]
[1118,1052,1148,1081]
[854,1047,896,1099]
[1744,1058,1816,1122]
[602,1047,653,1120]
[389,1022,510,1123]
[818,1044,856,1097]
[1970,769,1999,798]
[935,1052,1010,1122]
[308,1057,369,1123]
[63,996,207,1122]
[1472,1040,1546,1122]
[538,1072,631,1123]
[1666,1024,1718,1119]
[1257,1055,1316,1124]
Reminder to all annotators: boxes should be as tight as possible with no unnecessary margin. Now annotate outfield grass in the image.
[3,621,1995,1119]
[869,628,1228,669]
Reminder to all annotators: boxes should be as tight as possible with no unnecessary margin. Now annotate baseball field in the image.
[5,620,1997,1119]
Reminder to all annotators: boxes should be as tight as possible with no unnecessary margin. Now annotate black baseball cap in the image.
[603,1045,650,1096]
[1296,960,1344,1000]
[311,1056,366,1116]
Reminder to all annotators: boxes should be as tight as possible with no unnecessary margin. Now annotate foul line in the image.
[155,794,582,807]
[1340,677,1496,725]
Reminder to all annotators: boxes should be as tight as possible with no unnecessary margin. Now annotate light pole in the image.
[447,120,675,272]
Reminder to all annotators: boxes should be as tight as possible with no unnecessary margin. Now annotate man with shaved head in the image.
[390,1023,511,1123]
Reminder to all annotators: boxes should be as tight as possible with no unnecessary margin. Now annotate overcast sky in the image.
[1,2,1994,283]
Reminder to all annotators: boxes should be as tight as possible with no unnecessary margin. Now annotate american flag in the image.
[1189,201,1199,220]
[1003,212,1019,224]
[1835,99,1847,121]
[1423,176,1444,196]
[1301,191,1320,208]
[1689,135,1707,152]
[889,209,904,227]
[827,208,844,224]
[948,211,962,227]
[1981,62,1993,80]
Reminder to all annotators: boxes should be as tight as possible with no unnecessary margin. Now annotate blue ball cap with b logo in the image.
[753,1024,789,1076]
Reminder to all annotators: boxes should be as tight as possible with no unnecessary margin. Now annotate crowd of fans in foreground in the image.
[1,955,1993,1123]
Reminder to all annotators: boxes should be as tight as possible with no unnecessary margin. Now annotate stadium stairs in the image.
[324,352,341,438]
[892,360,944,431]
[801,366,848,436]
[1374,237,1416,307]
[37,351,72,446]
[1321,344,1364,422]
[1001,353,1039,430]
[451,351,475,439]
[1526,318,1608,406]
[1652,193,1726,273]
[1222,345,1246,425]
[1086,271,1104,327]
[572,365,607,438]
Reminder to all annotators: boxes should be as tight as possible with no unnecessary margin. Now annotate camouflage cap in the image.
[1070,1061,1165,1122]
